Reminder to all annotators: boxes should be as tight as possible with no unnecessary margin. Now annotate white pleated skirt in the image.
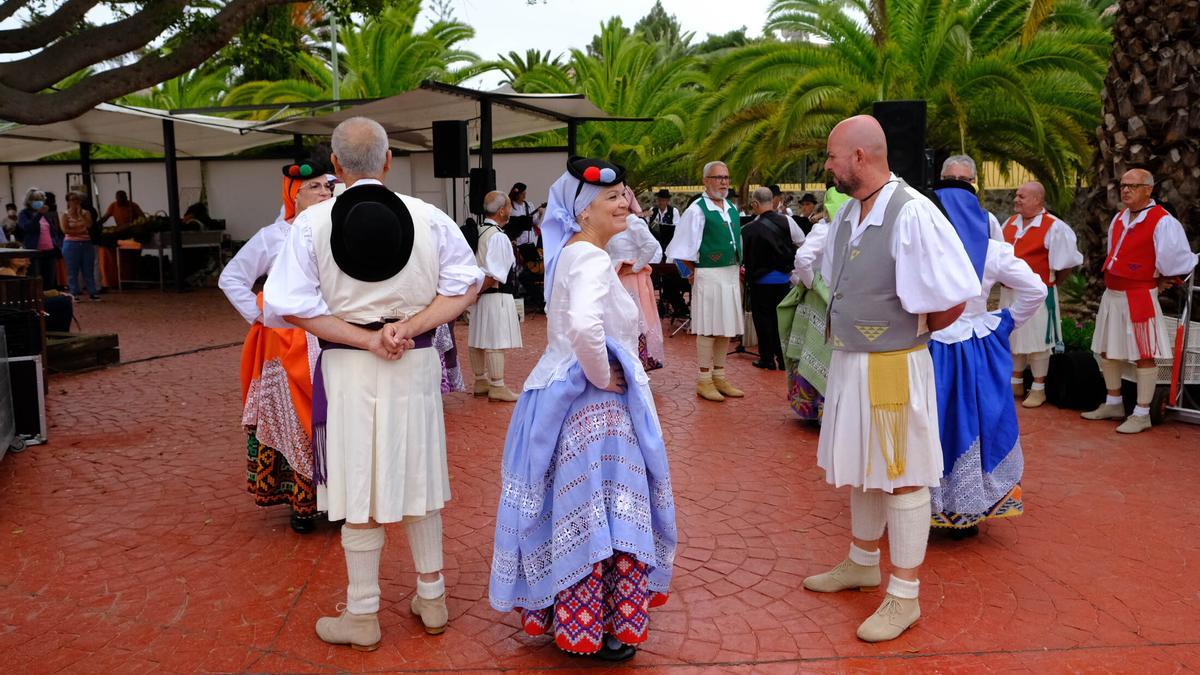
[317,348,451,524]
[816,348,943,491]
[467,293,523,350]
[691,265,744,337]
[1001,286,1055,355]
[1091,289,1172,361]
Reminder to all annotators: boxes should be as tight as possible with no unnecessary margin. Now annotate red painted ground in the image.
[2,289,1198,673]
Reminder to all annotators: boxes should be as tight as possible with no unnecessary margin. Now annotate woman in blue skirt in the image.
[927,180,1047,535]
[488,157,677,662]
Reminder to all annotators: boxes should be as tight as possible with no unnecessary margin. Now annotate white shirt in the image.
[933,240,1047,344]
[819,175,982,315]
[1005,209,1085,272]
[792,218,829,288]
[262,178,483,328]
[514,227,541,247]
[606,215,663,272]
[218,213,290,324]
[664,195,738,263]
[1105,200,1198,277]
[525,242,646,391]
[478,219,516,281]
[988,211,1003,242]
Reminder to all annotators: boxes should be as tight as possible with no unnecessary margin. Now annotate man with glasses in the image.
[1082,168,1197,433]
[665,161,746,402]
[940,155,1003,240]
[999,181,1083,407]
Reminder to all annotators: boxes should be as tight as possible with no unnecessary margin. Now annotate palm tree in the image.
[119,67,232,111]
[487,49,566,84]
[695,0,1111,207]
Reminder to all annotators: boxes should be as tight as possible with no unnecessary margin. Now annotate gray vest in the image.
[825,181,929,352]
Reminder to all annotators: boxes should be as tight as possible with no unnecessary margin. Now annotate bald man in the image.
[999,181,1083,408]
[1083,169,1197,433]
[468,190,523,402]
[665,160,746,402]
[801,115,980,643]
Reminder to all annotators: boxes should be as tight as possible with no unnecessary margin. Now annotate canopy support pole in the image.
[567,121,577,156]
[480,97,493,177]
[162,120,184,292]
[292,134,304,159]
[78,142,93,208]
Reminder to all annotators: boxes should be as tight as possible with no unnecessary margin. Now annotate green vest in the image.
[696,198,742,268]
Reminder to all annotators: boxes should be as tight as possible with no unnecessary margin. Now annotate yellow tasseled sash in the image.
[867,344,926,480]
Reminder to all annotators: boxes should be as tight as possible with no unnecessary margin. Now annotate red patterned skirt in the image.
[518,552,668,654]
[246,433,317,517]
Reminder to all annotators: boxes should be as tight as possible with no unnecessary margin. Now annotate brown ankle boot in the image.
[315,607,381,651]
[410,594,449,635]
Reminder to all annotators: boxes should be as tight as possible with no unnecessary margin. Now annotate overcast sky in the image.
[419,0,775,88]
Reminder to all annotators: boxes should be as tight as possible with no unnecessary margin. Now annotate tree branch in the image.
[0,0,104,52]
[0,0,300,125]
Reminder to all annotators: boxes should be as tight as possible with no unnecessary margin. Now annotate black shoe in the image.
[290,513,315,533]
[752,359,775,370]
[948,525,979,540]
[593,642,636,662]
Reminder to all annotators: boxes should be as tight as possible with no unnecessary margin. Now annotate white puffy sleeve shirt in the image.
[1106,201,1198,277]
[819,178,982,315]
[1010,211,1084,271]
[665,197,733,262]
[933,240,1047,344]
[988,211,1003,242]
[480,221,516,281]
[263,183,483,328]
[606,215,663,272]
[792,218,829,288]
[218,215,289,324]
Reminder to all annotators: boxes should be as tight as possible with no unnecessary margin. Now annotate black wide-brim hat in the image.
[330,183,414,282]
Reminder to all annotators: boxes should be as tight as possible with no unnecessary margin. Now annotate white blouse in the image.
[524,242,647,391]
[606,215,663,272]
[262,179,483,328]
[1105,200,1198,277]
[792,218,829,288]
[218,214,289,324]
[819,176,982,314]
[478,220,516,281]
[932,240,1047,344]
[664,195,738,263]
[1006,210,1085,271]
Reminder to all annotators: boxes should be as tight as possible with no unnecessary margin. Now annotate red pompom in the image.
[583,166,601,182]
[288,165,300,177]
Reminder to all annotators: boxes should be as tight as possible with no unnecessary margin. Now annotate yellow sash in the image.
[867,344,925,480]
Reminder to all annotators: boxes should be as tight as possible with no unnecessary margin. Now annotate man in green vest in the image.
[665,160,746,402]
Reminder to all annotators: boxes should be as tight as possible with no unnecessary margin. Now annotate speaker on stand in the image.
[469,167,496,217]
[872,100,928,187]
[432,120,469,223]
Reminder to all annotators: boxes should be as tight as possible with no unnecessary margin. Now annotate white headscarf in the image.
[540,171,603,304]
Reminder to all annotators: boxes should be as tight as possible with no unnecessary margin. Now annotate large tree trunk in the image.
[1083,0,1200,291]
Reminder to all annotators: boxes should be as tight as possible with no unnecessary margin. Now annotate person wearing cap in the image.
[468,190,524,401]
[220,161,333,534]
[647,188,681,246]
[264,117,484,650]
[606,186,665,370]
[489,156,676,663]
[665,161,746,402]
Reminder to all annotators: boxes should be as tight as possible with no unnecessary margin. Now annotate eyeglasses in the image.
[705,175,731,182]
[941,174,975,182]
[1120,183,1151,190]
[300,181,333,193]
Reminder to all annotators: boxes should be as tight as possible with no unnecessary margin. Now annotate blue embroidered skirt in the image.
[929,311,1025,528]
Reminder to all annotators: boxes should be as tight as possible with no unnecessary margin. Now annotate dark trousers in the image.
[750,282,790,367]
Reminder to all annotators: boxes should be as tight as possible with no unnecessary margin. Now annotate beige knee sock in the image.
[406,512,445,598]
[1011,353,1027,379]
[468,347,486,381]
[1029,351,1050,379]
[1100,357,1124,392]
[712,336,730,369]
[850,488,887,542]
[342,525,385,614]
[485,350,505,387]
[885,488,930,570]
[1135,367,1157,408]
[697,335,715,372]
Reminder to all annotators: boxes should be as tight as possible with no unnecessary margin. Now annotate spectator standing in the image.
[16,188,63,291]
[61,191,100,300]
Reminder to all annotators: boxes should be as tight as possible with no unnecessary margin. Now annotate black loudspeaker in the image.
[469,167,496,214]
[432,120,469,178]
[872,100,927,187]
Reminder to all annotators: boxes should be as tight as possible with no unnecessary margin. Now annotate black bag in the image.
[1045,351,1106,411]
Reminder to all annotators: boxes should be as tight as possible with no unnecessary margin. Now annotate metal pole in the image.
[480,97,493,177]
[162,120,184,292]
[293,134,304,159]
[330,11,340,102]
[567,120,577,156]
[79,142,93,207]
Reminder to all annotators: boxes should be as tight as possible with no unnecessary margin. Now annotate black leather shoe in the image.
[290,513,316,534]
[752,359,775,370]
[593,642,636,662]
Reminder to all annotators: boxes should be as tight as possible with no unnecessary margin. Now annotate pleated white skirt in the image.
[317,348,451,524]
[1091,289,1172,361]
[691,265,744,337]
[468,293,523,349]
[1001,286,1054,355]
[816,348,943,491]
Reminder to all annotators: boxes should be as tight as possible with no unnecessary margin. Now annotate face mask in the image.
[30,201,44,210]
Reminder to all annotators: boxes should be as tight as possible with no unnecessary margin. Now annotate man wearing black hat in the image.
[264,116,484,651]
[795,192,819,236]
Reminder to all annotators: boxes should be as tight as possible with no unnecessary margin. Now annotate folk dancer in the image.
[925,178,1046,533]
[606,186,665,370]
[489,157,676,662]
[1082,168,1198,433]
[468,191,524,402]
[664,161,746,402]
[264,117,483,650]
[801,116,980,642]
[939,155,1004,240]
[743,186,799,371]
[999,181,1083,407]
[219,162,333,533]
[647,188,688,319]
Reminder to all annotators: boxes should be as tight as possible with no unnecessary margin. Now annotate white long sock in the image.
[485,350,506,387]
[407,512,445,599]
[1029,351,1051,379]
[887,575,920,600]
[849,543,880,567]
[885,488,931,570]
[468,347,486,381]
[342,525,385,614]
[697,335,715,371]
[1011,353,1027,376]
[1100,357,1124,392]
[1135,367,1157,408]
[850,488,887,542]
[712,336,730,368]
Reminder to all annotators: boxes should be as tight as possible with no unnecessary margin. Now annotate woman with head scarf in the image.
[219,161,334,533]
[605,186,665,370]
[488,158,677,662]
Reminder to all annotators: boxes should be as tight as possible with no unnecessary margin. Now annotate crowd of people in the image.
[217,113,1197,660]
